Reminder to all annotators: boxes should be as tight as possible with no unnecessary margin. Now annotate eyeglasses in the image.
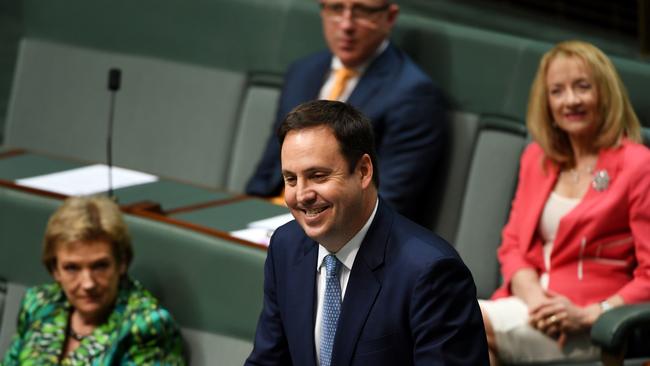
[320,1,391,23]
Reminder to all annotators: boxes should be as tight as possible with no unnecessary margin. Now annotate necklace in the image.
[562,165,594,184]
[68,327,91,341]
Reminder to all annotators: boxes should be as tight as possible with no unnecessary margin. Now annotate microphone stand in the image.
[107,68,121,200]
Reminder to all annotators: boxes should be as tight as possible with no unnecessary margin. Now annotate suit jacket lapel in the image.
[285,237,319,366]
[302,53,331,101]
[347,44,398,110]
[522,160,559,253]
[331,200,390,366]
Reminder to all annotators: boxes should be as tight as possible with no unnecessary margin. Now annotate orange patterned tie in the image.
[327,67,357,101]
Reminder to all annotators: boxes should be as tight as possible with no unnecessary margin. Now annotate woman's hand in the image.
[511,269,549,309]
[529,292,602,344]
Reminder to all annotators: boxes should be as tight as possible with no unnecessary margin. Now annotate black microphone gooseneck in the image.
[107,68,121,199]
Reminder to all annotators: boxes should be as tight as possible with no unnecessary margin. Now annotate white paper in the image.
[230,212,294,245]
[230,227,273,246]
[16,164,158,196]
[247,213,294,231]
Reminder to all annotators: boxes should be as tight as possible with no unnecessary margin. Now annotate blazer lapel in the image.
[522,160,559,253]
[285,237,319,366]
[331,200,390,366]
[347,45,398,110]
[301,53,331,101]
[69,327,112,363]
[35,305,69,361]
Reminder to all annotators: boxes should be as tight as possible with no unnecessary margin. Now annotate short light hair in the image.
[42,195,133,273]
[527,40,641,166]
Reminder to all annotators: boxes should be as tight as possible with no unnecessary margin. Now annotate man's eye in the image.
[353,5,373,17]
[326,3,345,14]
[284,176,297,185]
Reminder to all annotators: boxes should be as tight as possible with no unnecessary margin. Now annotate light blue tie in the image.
[321,254,341,366]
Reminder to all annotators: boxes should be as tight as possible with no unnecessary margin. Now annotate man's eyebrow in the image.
[305,167,332,174]
[303,166,333,175]
[282,167,332,176]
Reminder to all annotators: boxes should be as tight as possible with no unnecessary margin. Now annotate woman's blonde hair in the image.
[526,40,641,166]
[42,195,133,273]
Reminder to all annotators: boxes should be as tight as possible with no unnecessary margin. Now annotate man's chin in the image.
[298,220,329,242]
[336,52,363,68]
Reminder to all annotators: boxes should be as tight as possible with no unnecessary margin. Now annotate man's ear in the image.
[357,154,374,189]
[386,3,399,29]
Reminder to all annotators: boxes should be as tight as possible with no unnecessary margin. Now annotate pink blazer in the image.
[492,140,650,306]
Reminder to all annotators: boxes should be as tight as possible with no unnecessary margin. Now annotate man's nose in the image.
[296,180,317,204]
[338,7,356,30]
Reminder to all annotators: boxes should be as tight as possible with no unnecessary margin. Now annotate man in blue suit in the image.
[245,0,446,225]
[245,100,488,366]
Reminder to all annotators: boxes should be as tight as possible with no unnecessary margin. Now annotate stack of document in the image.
[230,213,294,246]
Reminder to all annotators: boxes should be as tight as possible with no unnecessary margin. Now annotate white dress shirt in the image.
[314,198,378,365]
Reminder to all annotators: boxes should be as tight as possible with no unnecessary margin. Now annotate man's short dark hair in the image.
[278,100,380,187]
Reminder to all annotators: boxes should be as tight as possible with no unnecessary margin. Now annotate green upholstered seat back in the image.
[452,117,527,298]
[5,39,247,189]
[225,73,283,193]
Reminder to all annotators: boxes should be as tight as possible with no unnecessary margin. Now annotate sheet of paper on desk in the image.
[230,213,295,246]
[16,164,158,196]
[230,227,273,246]
[248,213,294,230]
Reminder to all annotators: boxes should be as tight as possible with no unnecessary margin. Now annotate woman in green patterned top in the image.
[1,196,186,365]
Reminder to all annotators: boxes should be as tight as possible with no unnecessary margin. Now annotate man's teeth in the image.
[305,207,327,215]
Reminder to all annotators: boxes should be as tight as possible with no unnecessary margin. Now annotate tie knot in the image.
[327,67,357,101]
[335,67,357,80]
[324,254,341,278]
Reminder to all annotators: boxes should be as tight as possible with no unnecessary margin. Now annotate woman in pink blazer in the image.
[480,41,650,365]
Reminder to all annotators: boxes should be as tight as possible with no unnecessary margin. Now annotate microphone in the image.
[108,68,121,91]
[106,68,121,199]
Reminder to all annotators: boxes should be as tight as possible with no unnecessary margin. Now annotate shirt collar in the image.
[330,40,389,75]
[317,197,379,272]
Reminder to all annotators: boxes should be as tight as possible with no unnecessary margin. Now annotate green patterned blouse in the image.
[1,277,186,365]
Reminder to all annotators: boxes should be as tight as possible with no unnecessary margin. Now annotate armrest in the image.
[591,303,650,353]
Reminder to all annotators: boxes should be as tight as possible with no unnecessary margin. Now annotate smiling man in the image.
[245,101,488,366]
[246,0,447,225]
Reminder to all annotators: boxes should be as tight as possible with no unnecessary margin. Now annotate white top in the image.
[318,40,389,101]
[538,192,580,289]
[314,198,379,364]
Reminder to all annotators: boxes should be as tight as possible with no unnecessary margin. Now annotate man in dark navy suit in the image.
[245,100,488,366]
[245,0,446,225]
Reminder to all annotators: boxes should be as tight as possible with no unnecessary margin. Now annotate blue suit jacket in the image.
[245,199,489,366]
[245,44,447,224]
